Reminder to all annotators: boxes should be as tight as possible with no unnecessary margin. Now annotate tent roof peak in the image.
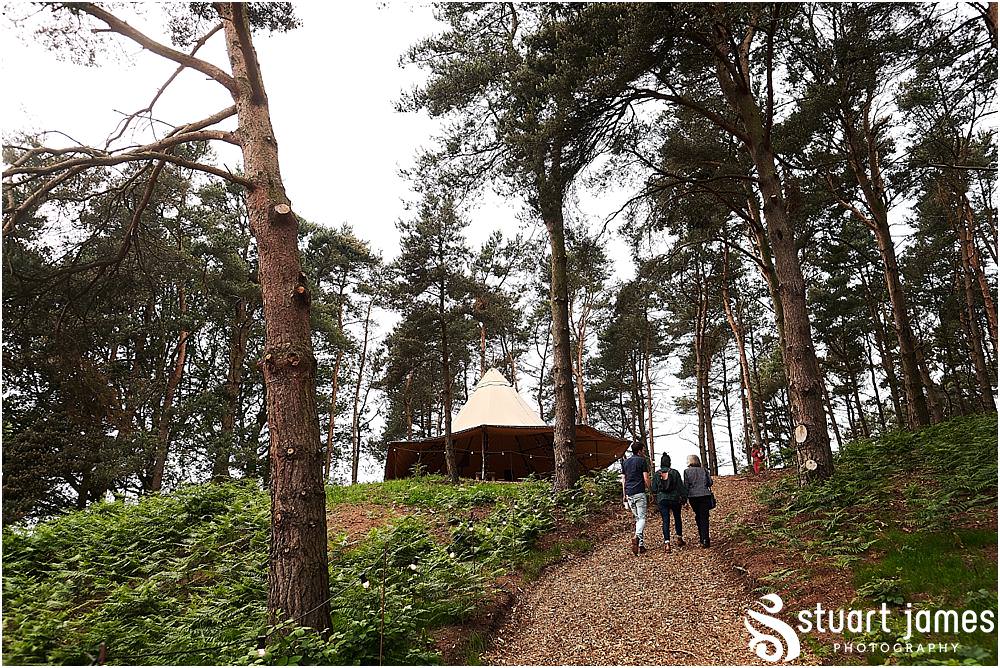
[453,367,546,431]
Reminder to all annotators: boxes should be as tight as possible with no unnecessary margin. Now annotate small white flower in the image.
[449,551,456,558]
[408,563,417,571]
[362,580,370,589]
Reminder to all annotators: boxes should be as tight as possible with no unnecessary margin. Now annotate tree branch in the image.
[105,22,225,148]
[5,130,241,179]
[632,87,750,147]
[74,3,238,96]
[230,3,266,105]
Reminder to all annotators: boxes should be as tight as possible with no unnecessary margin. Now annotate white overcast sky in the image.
[1,2,745,479]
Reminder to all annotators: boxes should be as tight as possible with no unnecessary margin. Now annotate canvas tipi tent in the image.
[383,368,628,480]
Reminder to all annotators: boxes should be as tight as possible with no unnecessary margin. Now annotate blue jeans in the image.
[626,492,647,539]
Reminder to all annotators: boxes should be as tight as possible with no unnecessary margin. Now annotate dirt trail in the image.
[484,476,812,666]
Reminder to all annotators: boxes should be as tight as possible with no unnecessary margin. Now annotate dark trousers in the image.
[688,495,712,545]
[657,498,683,541]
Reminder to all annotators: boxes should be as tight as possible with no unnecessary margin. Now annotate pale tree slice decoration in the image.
[794,424,808,443]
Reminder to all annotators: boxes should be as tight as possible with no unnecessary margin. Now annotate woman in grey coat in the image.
[683,454,714,547]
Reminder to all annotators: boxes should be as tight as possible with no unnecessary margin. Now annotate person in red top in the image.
[620,441,651,555]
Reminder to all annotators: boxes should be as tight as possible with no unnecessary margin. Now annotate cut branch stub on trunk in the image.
[271,203,295,225]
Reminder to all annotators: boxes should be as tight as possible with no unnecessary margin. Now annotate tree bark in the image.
[542,195,579,492]
[218,3,330,633]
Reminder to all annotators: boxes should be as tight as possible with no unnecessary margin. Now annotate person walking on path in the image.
[650,453,686,552]
[683,454,714,548]
[621,441,651,555]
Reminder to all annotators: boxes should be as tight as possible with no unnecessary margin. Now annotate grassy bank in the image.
[745,413,998,665]
[2,471,619,665]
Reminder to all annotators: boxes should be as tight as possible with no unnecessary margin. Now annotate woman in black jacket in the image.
[651,453,687,552]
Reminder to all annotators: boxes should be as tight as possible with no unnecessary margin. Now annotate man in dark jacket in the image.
[621,441,651,555]
[651,453,687,552]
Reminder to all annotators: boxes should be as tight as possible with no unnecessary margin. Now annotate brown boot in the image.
[664,541,672,554]
[631,536,639,556]
[676,536,685,547]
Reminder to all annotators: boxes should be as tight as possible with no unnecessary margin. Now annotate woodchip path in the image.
[483,477,815,666]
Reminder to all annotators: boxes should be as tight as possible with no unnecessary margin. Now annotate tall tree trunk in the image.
[404,370,414,440]
[703,350,719,475]
[864,334,887,433]
[844,380,857,436]
[713,29,833,480]
[508,347,519,391]
[643,327,655,459]
[479,321,487,377]
[631,351,650,455]
[959,195,998,349]
[914,342,945,422]
[535,317,551,419]
[324,285,346,482]
[739,367,754,468]
[324,349,343,481]
[218,3,329,632]
[820,368,843,450]
[721,349,737,474]
[351,301,373,484]
[722,244,766,467]
[541,194,579,492]
[694,268,708,467]
[838,107,930,427]
[862,269,906,428]
[439,268,459,483]
[746,194,786,353]
[848,363,870,439]
[956,248,996,411]
[869,216,931,427]
[747,317,772,467]
[217,298,252,480]
[572,300,591,424]
[150,285,189,492]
